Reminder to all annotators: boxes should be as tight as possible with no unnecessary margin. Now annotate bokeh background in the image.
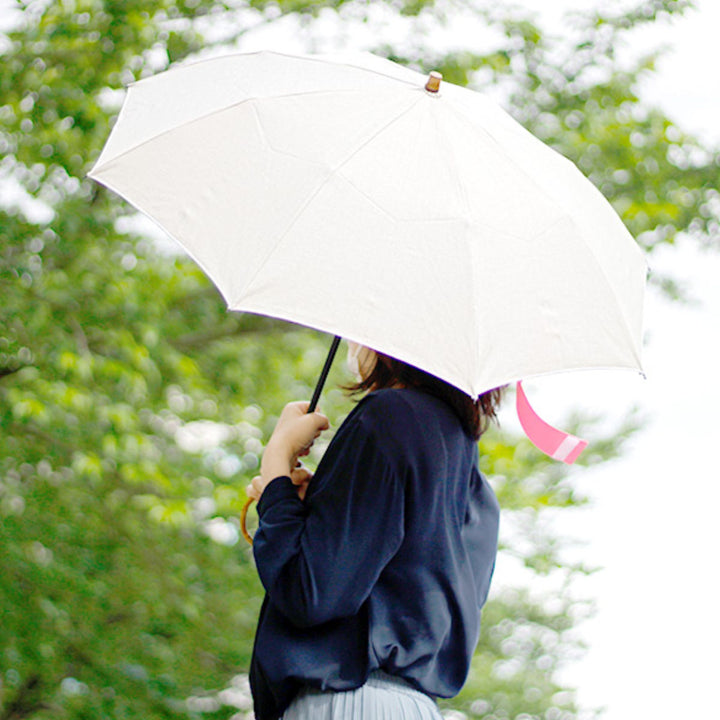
[1,1,718,719]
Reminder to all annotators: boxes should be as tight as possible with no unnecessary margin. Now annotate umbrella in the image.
[88,50,646,537]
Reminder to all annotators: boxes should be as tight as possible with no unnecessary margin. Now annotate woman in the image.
[246,343,504,720]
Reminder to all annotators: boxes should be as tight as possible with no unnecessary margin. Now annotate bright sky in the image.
[522,2,720,719]
[2,1,719,718]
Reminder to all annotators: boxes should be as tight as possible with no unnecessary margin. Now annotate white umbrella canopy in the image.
[89,50,646,398]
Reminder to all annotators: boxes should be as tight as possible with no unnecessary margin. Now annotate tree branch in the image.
[0,674,46,720]
[170,316,301,350]
[0,364,31,380]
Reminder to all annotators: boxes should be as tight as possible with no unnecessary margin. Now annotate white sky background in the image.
[2,1,719,718]
[516,3,720,719]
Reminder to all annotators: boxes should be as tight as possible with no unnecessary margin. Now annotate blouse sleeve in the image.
[252,409,405,629]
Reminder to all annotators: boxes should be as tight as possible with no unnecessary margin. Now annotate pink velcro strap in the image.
[515,381,588,464]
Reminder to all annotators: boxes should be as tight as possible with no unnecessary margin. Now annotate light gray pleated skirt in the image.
[281,671,442,720]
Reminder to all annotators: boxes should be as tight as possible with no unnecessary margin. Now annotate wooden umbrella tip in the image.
[424,71,443,93]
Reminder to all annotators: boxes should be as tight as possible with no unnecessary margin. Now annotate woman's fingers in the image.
[290,463,312,501]
[247,463,312,501]
[268,404,329,459]
[259,401,329,495]
[247,475,263,501]
[290,464,312,486]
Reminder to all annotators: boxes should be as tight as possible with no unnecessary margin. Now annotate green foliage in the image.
[446,586,596,720]
[1,0,717,718]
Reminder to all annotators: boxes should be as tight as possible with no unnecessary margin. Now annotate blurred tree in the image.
[0,0,717,719]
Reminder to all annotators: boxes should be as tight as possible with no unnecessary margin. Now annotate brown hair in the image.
[346,352,505,440]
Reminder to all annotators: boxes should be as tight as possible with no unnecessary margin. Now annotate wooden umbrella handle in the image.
[241,496,255,545]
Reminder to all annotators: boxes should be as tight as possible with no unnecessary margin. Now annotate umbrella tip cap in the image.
[424,71,442,93]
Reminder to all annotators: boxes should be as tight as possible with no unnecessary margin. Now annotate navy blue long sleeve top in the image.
[249,388,500,720]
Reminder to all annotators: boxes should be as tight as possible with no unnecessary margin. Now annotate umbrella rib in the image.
[254,50,421,88]
[443,101,644,365]
[91,89,406,174]
[532,213,644,366]
[431,102,644,385]
[133,49,419,91]
[443,102,567,226]
[431,110,482,393]
[233,95,426,307]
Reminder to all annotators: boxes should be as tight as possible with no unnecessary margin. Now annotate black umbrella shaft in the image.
[308,335,341,413]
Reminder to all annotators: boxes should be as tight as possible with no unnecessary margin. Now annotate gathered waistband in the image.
[282,670,441,719]
[365,670,436,704]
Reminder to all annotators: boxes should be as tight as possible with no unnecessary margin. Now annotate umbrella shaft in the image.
[308,335,341,413]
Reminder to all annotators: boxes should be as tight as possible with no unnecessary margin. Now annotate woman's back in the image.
[251,387,499,719]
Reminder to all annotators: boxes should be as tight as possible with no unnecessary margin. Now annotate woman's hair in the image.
[346,352,505,440]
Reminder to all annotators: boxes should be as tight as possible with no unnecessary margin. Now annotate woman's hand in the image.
[246,402,329,502]
[247,462,314,502]
[289,462,313,501]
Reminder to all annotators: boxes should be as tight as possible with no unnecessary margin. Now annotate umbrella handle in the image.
[240,497,255,545]
[240,335,342,546]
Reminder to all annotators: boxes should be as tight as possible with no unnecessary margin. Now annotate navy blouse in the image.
[250,388,500,720]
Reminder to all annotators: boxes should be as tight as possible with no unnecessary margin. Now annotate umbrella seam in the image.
[442,101,569,223]
[233,95,427,307]
[432,104,481,394]
[530,214,644,368]
[91,89,418,175]
[439,102,643,373]
[127,49,420,91]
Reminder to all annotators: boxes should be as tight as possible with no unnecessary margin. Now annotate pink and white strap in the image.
[515,381,587,464]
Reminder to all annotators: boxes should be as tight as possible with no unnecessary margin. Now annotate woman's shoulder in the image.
[353,387,457,439]
[341,389,474,480]
[357,386,429,416]
[363,386,453,412]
